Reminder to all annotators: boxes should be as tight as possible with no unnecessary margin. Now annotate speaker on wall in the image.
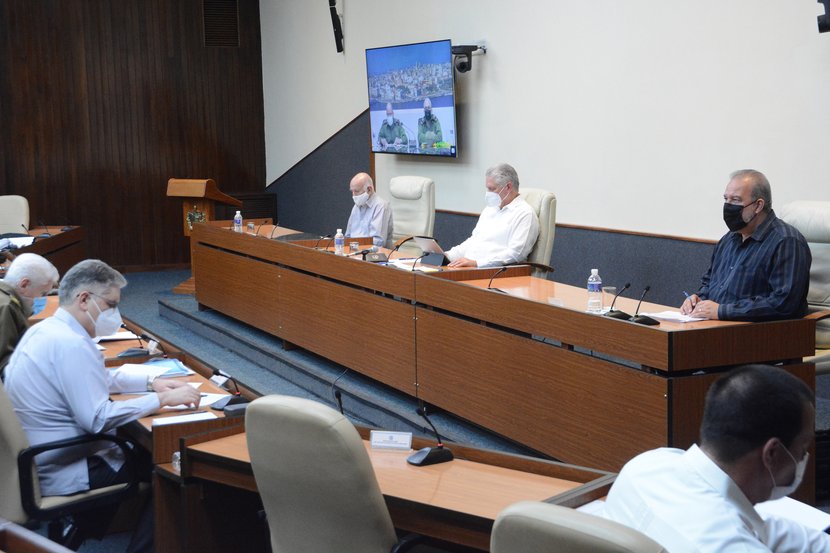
[329,0,344,53]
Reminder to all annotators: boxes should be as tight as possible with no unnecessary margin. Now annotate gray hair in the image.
[486,163,520,191]
[59,259,126,306]
[730,169,772,212]
[3,253,59,289]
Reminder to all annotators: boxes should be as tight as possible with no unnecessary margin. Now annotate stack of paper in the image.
[640,311,705,323]
[117,358,194,379]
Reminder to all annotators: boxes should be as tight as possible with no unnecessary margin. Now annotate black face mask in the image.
[723,201,758,232]
[424,109,432,119]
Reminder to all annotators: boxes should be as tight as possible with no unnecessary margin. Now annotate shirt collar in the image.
[359,193,380,209]
[54,307,95,342]
[732,209,777,244]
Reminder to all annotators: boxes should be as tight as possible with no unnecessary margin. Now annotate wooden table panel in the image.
[20,226,86,275]
[415,308,668,471]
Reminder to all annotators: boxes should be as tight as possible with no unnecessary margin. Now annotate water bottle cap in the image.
[591,268,598,275]
[337,229,342,233]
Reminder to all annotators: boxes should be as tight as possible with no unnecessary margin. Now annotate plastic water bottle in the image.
[233,211,243,233]
[334,228,345,255]
[587,269,602,313]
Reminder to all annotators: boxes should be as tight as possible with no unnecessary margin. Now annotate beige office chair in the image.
[0,196,29,235]
[246,395,419,553]
[491,501,667,553]
[780,201,830,374]
[388,176,435,254]
[519,188,557,275]
[0,379,138,546]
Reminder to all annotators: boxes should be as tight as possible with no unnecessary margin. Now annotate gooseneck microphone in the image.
[604,282,632,320]
[210,369,250,410]
[268,224,280,239]
[115,323,148,358]
[407,405,454,466]
[411,252,429,272]
[387,236,416,261]
[313,234,332,250]
[487,266,508,294]
[630,285,660,326]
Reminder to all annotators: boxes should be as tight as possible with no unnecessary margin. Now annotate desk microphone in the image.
[604,282,632,320]
[407,405,454,466]
[387,236,415,261]
[411,252,429,272]
[210,369,249,411]
[268,224,280,239]
[630,285,659,326]
[252,222,264,237]
[36,220,53,238]
[313,234,332,250]
[487,266,508,294]
[116,323,148,358]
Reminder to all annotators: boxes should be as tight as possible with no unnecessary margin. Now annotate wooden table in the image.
[188,224,818,500]
[153,424,613,552]
[19,226,86,276]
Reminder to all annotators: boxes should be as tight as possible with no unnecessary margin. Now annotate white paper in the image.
[97,330,139,342]
[8,236,35,248]
[755,496,830,532]
[640,311,705,323]
[163,393,227,410]
[117,363,194,379]
[151,411,217,426]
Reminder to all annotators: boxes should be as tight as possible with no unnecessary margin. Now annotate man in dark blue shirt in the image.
[681,170,811,322]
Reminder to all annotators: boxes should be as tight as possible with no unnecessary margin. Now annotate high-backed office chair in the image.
[388,176,435,252]
[0,196,29,235]
[246,395,420,553]
[780,201,830,374]
[491,501,667,553]
[0,379,138,547]
[520,188,557,274]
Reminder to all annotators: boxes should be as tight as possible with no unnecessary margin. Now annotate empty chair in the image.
[780,201,830,373]
[491,501,666,553]
[246,395,419,553]
[0,196,29,235]
[388,176,435,252]
[519,188,557,273]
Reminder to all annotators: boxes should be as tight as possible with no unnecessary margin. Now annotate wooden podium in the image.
[167,178,242,294]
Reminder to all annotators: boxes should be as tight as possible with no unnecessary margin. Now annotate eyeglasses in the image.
[79,291,119,309]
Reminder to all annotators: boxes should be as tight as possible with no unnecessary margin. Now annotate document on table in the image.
[96,330,140,342]
[163,392,227,410]
[640,311,704,323]
[755,496,830,531]
[151,411,218,426]
[7,236,35,248]
[387,259,440,273]
[116,359,195,379]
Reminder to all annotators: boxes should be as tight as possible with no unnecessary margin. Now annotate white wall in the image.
[261,0,830,240]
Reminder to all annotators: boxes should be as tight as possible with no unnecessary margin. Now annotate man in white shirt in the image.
[446,163,540,268]
[604,365,829,553]
[5,259,200,551]
[345,172,393,246]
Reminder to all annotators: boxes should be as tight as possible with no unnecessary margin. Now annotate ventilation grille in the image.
[203,0,239,48]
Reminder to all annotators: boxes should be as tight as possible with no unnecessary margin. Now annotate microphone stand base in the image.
[630,315,660,326]
[211,395,249,411]
[407,446,454,466]
[604,310,631,320]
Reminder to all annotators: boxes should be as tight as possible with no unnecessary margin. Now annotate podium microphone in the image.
[411,252,429,272]
[313,234,332,250]
[407,405,454,466]
[210,369,249,410]
[116,323,148,358]
[487,266,508,294]
[630,285,659,326]
[387,236,415,261]
[604,282,632,320]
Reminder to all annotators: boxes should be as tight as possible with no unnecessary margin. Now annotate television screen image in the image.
[366,39,457,157]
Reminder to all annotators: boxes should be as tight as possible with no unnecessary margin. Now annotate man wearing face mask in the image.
[445,163,540,268]
[417,97,443,149]
[604,365,828,552]
[345,172,393,246]
[5,259,199,552]
[0,253,58,378]
[377,103,408,150]
[681,169,811,321]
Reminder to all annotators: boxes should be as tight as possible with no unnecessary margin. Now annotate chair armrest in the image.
[18,433,139,520]
[805,309,830,322]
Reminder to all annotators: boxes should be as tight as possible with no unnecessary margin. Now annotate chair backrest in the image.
[388,176,435,246]
[520,188,557,267]
[780,201,830,347]
[0,196,30,234]
[246,395,398,553]
[491,501,667,553]
[0,380,30,524]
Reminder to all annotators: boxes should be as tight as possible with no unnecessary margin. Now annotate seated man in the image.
[681,169,811,321]
[0,253,58,377]
[417,97,442,148]
[446,163,540,268]
[345,172,393,246]
[604,364,829,552]
[377,102,408,150]
[5,259,200,551]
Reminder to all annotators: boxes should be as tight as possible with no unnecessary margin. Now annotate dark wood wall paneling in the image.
[0,0,264,270]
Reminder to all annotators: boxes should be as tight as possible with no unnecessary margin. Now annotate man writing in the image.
[445,163,539,268]
[345,172,393,246]
[681,169,811,321]
[604,365,828,552]
[0,253,59,377]
[5,259,200,551]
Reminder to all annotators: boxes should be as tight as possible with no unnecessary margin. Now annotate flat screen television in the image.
[366,39,457,157]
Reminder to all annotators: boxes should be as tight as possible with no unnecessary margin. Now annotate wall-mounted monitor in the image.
[366,39,457,158]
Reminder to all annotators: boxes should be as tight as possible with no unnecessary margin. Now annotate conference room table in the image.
[188,223,819,500]
[3,226,87,276]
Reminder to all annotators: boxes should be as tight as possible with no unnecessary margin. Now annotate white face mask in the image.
[767,445,808,501]
[353,191,370,207]
[86,296,123,338]
[484,185,505,208]
[386,116,394,126]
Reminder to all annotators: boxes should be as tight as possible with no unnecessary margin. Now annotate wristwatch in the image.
[146,375,156,392]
